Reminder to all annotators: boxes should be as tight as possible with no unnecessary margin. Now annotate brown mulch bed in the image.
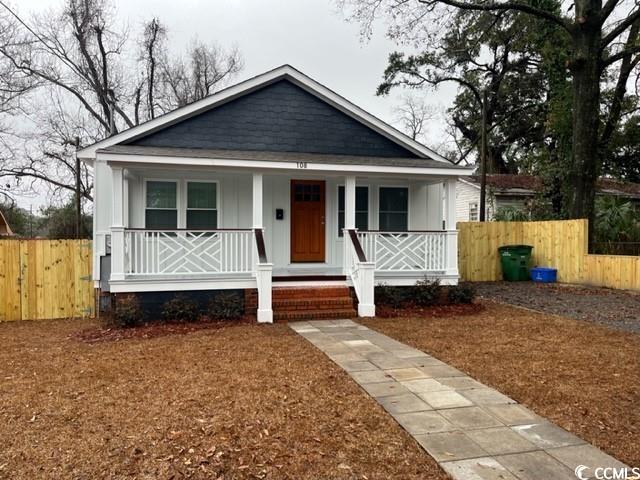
[375,302,484,318]
[74,316,255,343]
[361,302,640,466]
[0,318,446,480]
[473,281,640,333]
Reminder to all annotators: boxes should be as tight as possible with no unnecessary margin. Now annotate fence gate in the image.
[0,239,94,322]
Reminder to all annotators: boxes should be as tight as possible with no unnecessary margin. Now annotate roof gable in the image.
[77,65,451,163]
[126,79,417,158]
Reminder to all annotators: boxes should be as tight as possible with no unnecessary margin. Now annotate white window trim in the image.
[143,178,221,229]
[378,185,410,231]
[336,184,370,238]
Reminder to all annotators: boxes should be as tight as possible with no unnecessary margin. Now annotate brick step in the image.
[273,308,357,321]
[272,286,351,299]
[273,297,355,310]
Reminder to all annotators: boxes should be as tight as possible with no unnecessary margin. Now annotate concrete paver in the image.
[438,407,504,430]
[393,411,456,435]
[378,393,433,414]
[418,390,475,409]
[512,422,586,449]
[465,427,538,455]
[414,431,488,462]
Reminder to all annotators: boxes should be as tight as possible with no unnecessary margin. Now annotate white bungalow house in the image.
[78,65,471,322]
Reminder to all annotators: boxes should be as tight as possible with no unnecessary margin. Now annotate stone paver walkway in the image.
[290,319,629,480]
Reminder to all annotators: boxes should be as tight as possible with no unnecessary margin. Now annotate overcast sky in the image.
[14,0,458,208]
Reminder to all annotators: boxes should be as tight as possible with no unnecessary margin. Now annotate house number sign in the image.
[296,162,308,169]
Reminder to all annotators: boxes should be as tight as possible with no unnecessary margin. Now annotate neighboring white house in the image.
[457,174,640,222]
[78,65,472,322]
[456,175,536,222]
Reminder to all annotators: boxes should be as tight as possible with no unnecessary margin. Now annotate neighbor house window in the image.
[469,202,479,221]
[379,187,408,231]
[145,181,177,229]
[338,186,368,236]
[187,182,218,229]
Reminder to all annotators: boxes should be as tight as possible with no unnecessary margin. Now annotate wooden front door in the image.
[291,180,326,262]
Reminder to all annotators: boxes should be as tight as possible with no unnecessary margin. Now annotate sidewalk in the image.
[290,319,629,480]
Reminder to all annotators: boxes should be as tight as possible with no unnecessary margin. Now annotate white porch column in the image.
[256,264,273,323]
[344,175,356,230]
[444,178,459,279]
[110,165,126,281]
[357,262,376,317]
[343,175,357,275]
[252,172,272,323]
[252,172,263,229]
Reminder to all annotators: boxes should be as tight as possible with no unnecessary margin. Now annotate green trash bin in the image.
[498,245,533,281]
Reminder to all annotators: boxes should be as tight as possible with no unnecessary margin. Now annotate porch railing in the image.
[344,229,375,317]
[357,230,449,272]
[254,228,273,323]
[124,228,254,275]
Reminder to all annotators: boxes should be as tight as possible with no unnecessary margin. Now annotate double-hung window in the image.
[469,202,479,222]
[186,182,218,229]
[145,180,218,230]
[338,186,368,236]
[145,181,178,229]
[379,187,408,231]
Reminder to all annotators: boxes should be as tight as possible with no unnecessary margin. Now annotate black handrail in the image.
[347,229,367,262]
[254,228,268,263]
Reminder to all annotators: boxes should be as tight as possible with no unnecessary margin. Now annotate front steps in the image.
[272,286,357,321]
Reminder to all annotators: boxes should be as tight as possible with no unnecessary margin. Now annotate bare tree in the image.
[139,17,166,121]
[0,1,243,204]
[394,93,437,141]
[157,39,243,111]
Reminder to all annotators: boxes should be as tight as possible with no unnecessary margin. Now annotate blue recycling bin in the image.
[530,267,557,283]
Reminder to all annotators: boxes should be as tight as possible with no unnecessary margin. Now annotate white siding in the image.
[456,180,481,222]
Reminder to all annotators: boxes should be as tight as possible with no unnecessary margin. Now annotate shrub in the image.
[412,277,442,306]
[208,292,244,320]
[161,294,199,323]
[375,283,409,308]
[448,284,476,304]
[113,295,143,328]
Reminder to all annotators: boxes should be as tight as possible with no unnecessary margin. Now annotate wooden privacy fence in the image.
[458,219,640,291]
[0,239,94,322]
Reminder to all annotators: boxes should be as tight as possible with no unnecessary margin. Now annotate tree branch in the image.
[601,7,640,47]
[601,20,640,145]
[599,0,621,25]
[602,44,640,68]
[416,0,572,32]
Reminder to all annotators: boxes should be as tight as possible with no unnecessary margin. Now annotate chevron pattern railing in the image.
[357,231,447,272]
[124,229,254,275]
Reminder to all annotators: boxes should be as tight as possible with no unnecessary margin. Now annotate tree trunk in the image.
[567,17,601,247]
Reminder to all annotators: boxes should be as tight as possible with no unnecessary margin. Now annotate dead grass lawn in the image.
[361,302,640,466]
[0,319,445,479]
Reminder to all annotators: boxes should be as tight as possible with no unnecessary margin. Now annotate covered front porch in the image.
[96,149,463,322]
